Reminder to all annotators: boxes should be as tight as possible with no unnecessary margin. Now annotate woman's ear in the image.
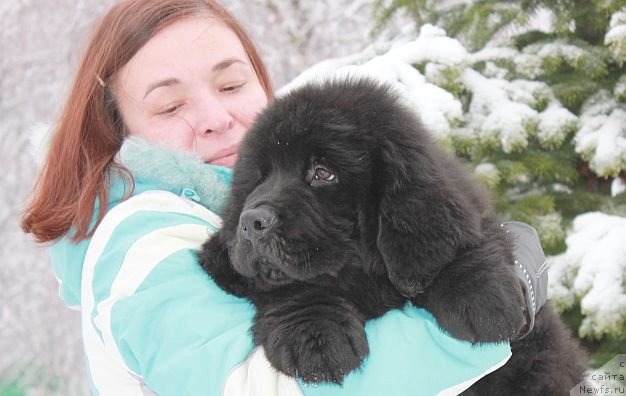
[375,122,484,297]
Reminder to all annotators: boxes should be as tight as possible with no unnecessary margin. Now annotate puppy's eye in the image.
[307,161,338,187]
[314,166,335,181]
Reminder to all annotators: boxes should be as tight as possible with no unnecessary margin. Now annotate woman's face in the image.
[113,17,268,167]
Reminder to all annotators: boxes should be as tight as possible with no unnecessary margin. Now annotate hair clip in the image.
[96,74,107,88]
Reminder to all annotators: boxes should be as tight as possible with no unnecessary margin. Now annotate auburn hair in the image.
[21,0,273,243]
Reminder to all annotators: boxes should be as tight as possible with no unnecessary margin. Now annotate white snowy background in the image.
[2,1,625,395]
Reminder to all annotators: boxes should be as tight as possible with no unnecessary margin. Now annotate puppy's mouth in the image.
[231,214,349,287]
[256,257,291,286]
[232,236,316,287]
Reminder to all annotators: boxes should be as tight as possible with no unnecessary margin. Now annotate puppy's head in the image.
[209,78,483,292]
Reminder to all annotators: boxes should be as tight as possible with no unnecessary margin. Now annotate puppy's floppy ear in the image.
[375,113,483,297]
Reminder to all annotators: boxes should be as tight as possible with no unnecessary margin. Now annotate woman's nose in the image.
[194,93,234,135]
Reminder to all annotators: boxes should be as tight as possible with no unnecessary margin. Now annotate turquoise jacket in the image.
[50,137,511,396]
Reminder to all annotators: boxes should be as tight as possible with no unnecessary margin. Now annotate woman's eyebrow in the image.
[143,78,180,100]
[212,57,247,72]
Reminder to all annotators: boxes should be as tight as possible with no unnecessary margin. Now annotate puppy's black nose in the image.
[239,207,277,241]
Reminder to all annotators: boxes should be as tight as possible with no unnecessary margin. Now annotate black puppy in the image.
[199,78,585,393]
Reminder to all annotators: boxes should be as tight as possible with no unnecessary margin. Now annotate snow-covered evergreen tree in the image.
[284,0,626,364]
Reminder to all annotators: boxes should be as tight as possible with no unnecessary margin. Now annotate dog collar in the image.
[502,221,548,340]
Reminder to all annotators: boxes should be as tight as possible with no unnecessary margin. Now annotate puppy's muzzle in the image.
[239,206,277,242]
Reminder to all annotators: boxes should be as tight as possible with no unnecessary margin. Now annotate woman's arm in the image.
[301,306,511,395]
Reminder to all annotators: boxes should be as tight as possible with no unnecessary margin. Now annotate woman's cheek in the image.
[143,119,195,152]
[240,95,269,129]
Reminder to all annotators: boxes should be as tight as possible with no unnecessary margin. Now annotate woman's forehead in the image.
[115,17,250,94]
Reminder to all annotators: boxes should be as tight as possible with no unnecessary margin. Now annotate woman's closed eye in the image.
[157,103,184,116]
[220,81,246,94]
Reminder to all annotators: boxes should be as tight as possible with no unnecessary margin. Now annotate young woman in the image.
[21,0,514,394]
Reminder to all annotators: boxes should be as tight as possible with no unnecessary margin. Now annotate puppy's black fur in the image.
[199,78,585,393]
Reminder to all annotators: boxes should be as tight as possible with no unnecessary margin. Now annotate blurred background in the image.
[2,0,625,395]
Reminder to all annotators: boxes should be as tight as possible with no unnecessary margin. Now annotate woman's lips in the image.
[207,145,239,167]
[209,153,238,167]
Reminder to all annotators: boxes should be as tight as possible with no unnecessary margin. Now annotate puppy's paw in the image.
[388,271,431,297]
[418,241,528,343]
[419,275,527,343]
[280,319,368,384]
[427,295,526,343]
[253,304,368,384]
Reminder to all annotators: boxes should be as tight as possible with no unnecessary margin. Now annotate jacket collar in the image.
[114,137,233,216]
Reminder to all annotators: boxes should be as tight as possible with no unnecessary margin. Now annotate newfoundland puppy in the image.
[199,78,586,394]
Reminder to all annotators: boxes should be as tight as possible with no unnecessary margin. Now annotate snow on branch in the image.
[283,22,626,180]
[605,8,626,66]
[548,212,626,339]
[576,91,626,178]
[283,24,580,157]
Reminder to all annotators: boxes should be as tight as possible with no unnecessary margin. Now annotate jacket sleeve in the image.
[299,307,511,396]
[82,190,262,395]
[84,190,511,396]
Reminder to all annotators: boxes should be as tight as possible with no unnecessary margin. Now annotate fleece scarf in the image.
[116,136,233,216]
